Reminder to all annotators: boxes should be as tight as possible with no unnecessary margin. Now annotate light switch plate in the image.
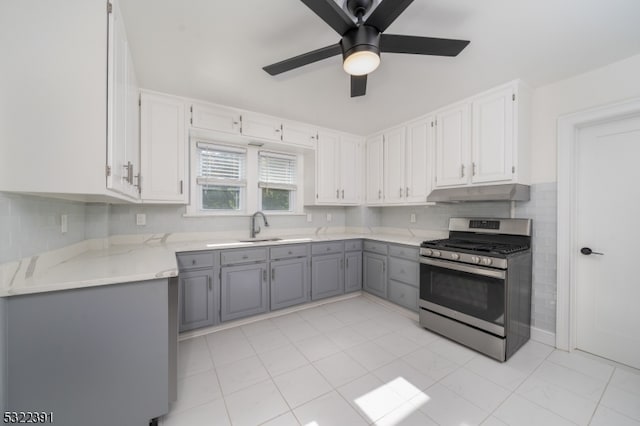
[410,213,416,223]
[61,214,68,234]
[326,213,332,222]
[136,213,146,226]
[306,213,313,222]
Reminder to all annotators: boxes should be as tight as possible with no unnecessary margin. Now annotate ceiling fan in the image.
[263,0,470,97]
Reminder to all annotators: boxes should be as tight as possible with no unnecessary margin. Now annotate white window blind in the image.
[258,151,297,190]
[196,142,246,187]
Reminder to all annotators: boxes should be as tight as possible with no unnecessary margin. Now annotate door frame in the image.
[556,97,640,351]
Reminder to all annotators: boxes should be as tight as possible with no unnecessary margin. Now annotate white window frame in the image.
[186,138,305,216]
[258,150,297,213]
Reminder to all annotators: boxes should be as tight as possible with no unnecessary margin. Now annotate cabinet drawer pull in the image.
[192,259,196,265]
[262,269,267,281]
[271,268,275,280]
[208,276,212,290]
[288,250,292,255]
[242,255,248,259]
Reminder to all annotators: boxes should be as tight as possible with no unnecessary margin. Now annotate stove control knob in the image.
[423,249,433,256]
[432,251,441,257]
[482,258,493,266]
[471,256,481,264]
[450,253,460,260]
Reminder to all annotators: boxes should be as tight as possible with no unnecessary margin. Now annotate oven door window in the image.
[420,262,505,328]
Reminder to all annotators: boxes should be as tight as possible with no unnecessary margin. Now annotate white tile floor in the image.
[161,295,640,426]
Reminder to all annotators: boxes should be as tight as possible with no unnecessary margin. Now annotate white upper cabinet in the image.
[241,113,282,142]
[383,127,407,204]
[0,0,139,201]
[107,0,140,200]
[190,103,242,135]
[434,103,471,188]
[281,121,316,149]
[405,118,433,203]
[140,92,187,203]
[472,87,514,183]
[434,81,530,189]
[305,131,361,206]
[365,135,384,205]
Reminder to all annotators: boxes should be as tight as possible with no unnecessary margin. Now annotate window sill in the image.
[182,212,306,218]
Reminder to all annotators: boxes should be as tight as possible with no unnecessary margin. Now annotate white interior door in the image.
[575,114,640,369]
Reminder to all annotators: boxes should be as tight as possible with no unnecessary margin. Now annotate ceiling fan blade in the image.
[351,75,367,97]
[380,34,470,56]
[365,0,414,32]
[299,0,356,35]
[263,44,342,75]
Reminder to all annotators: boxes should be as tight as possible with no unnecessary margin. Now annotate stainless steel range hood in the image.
[427,184,530,202]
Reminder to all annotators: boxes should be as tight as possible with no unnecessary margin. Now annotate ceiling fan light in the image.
[343,50,380,76]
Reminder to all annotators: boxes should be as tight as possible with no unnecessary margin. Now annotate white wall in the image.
[531,53,640,183]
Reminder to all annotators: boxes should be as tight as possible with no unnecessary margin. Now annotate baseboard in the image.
[530,326,556,347]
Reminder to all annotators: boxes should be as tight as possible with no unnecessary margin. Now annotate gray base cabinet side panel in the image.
[7,280,169,426]
[221,263,268,322]
[311,254,345,300]
[270,258,310,310]
[0,298,6,413]
[178,269,217,332]
[345,251,363,293]
[363,252,387,298]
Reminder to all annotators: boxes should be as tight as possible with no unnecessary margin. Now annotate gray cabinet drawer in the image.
[270,244,309,260]
[387,279,418,311]
[177,251,216,271]
[388,244,419,260]
[388,256,419,287]
[344,239,363,252]
[221,248,268,265]
[364,240,388,255]
[311,241,344,256]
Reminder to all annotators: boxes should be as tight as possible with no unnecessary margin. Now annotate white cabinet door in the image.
[405,118,432,203]
[471,87,514,183]
[383,127,406,203]
[107,1,128,196]
[242,113,282,142]
[191,103,241,135]
[339,135,360,204]
[366,135,384,204]
[435,103,470,187]
[140,92,187,203]
[282,121,316,149]
[124,46,140,199]
[315,131,339,203]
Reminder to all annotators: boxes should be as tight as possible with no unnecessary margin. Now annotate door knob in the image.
[580,247,604,256]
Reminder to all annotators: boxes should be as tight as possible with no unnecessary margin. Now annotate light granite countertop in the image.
[0,229,447,297]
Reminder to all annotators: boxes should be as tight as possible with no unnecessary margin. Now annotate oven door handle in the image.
[420,257,506,279]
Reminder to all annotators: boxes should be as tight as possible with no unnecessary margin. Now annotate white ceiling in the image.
[120,0,640,135]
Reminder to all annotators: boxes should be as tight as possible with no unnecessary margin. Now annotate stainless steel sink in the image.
[237,238,283,243]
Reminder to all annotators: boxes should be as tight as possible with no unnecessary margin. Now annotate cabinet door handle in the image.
[460,164,465,178]
[271,268,275,281]
[336,189,340,199]
[472,162,476,176]
[262,269,267,282]
[378,189,382,199]
[399,188,403,197]
[180,180,184,194]
[341,189,344,199]
[346,258,349,268]
[405,187,409,197]
[208,276,212,291]
[341,258,344,269]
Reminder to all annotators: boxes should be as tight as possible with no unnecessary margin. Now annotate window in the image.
[258,151,297,212]
[196,142,246,211]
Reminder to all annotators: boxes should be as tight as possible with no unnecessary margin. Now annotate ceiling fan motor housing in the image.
[341,25,380,60]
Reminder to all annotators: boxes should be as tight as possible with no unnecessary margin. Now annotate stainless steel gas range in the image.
[419,218,533,361]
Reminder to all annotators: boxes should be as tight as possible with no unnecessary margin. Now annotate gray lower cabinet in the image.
[311,253,345,300]
[270,257,310,310]
[387,279,418,311]
[178,269,217,332]
[220,263,268,322]
[387,244,419,311]
[363,251,387,298]
[345,251,362,292]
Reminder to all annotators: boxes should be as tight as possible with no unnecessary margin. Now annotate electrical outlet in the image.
[306,213,313,222]
[136,213,146,226]
[326,213,332,222]
[61,214,68,234]
[410,213,416,223]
